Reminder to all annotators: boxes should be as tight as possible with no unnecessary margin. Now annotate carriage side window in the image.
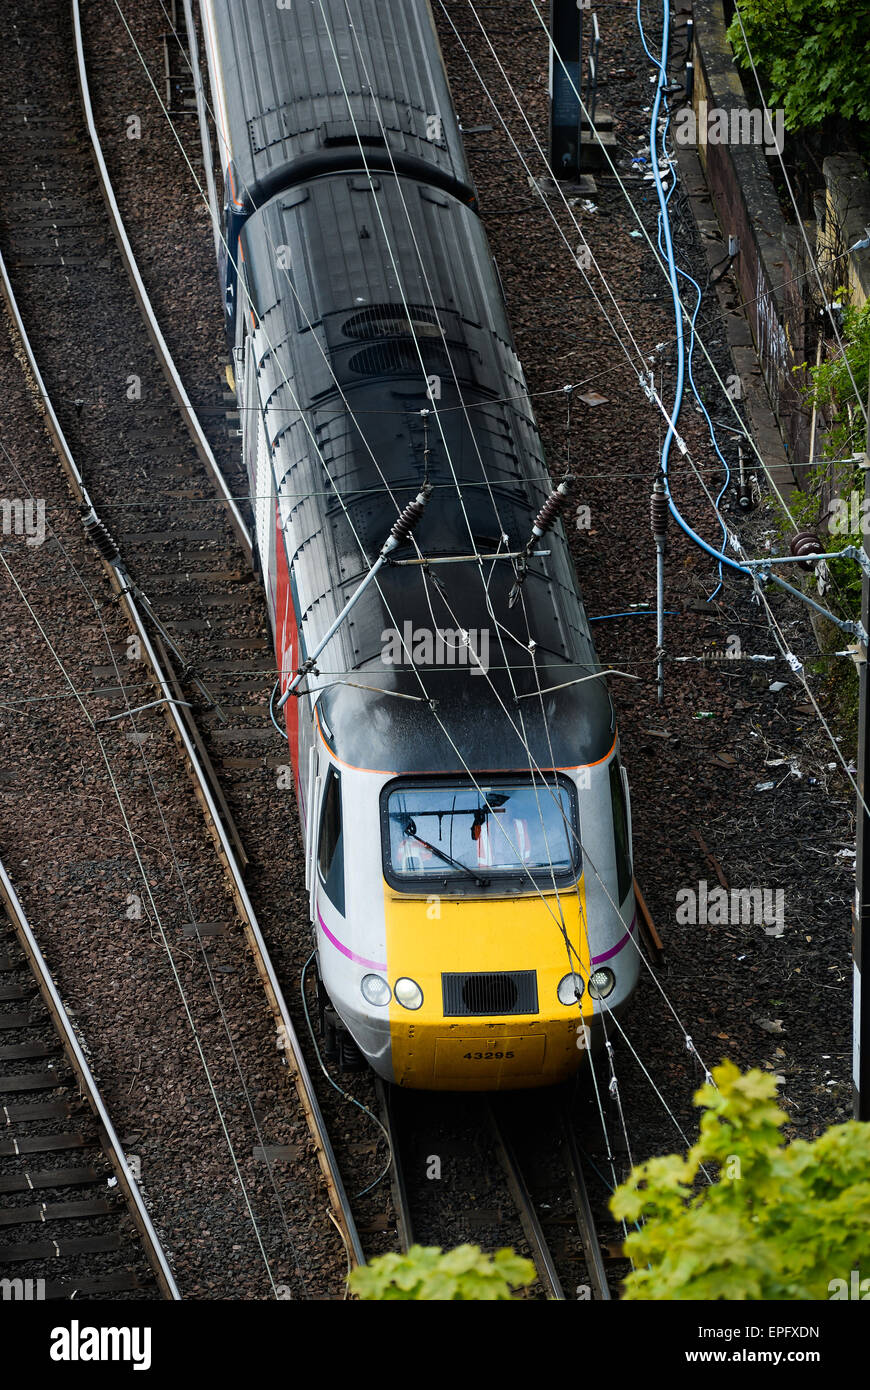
[317,767,345,916]
[609,758,632,905]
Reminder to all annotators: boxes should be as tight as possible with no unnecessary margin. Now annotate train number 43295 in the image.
[462,1050,515,1060]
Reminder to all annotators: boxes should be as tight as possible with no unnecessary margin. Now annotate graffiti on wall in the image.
[754,262,789,408]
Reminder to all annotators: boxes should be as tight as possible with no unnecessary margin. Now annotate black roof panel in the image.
[207,0,474,205]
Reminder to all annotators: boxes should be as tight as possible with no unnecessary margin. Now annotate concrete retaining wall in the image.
[818,155,870,309]
[692,0,808,468]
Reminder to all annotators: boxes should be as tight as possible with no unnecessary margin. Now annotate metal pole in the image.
[684,17,694,101]
[854,371,870,1118]
[576,0,584,177]
[181,0,221,259]
[651,476,668,703]
[277,551,390,706]
[587,13,600,132]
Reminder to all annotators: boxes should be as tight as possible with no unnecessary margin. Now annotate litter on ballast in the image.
[754,1017,785,1035]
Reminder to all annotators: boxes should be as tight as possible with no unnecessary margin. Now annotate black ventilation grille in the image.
[442,971,538,1017]
[342,304,441,339]
[347,341,450,377]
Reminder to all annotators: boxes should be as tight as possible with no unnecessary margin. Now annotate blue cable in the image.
[653,104,730,597]
[589,608,678,619]
[638,0,751,588]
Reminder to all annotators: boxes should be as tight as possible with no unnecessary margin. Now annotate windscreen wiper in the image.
[403,821,490,887]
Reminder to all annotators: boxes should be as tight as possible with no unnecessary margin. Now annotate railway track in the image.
[488,1093,619,1300]
[378,1081,620,1299]
[74,0,854,1302]
[0,0,364,1293]
[0,858,177,1300]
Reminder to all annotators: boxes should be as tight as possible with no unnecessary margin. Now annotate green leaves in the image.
[347,1244,537,1300]
[806,298,870,460]
[791,296,870,628]
[727,0,870,129]
[610,1062,870,1300]
[348,1065,870,1301]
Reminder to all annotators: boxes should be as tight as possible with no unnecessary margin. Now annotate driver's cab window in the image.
[317,766,345,916]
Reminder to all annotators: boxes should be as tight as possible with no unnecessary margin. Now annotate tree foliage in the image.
[727,0,870,130]
[610,1061,870,1299]
[805,298,870,461]
[347,1243,536,1300]
[788,297,870,623]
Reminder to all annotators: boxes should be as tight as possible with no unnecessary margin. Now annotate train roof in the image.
[203,0,475,209]
[240,171,616,772]
[315,586,616,775]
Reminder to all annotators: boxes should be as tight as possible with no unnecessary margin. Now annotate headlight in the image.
[588,967,615,1000]
[361,974,391,1006]
[394,977,423,1010]
[557,972,584,1005]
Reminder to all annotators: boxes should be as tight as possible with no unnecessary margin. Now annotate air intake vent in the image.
[347,341,450,377]
[342,304,442,340]
[442,971,538,1017]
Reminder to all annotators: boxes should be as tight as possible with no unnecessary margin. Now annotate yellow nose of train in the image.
[385,883,591,1090]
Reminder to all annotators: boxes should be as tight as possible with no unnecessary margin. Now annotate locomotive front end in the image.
[381,758,636,1090]
[312,713,640,1092]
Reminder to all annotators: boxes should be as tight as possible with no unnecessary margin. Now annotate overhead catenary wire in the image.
[176,27,630,1156]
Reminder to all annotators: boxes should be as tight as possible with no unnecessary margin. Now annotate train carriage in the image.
[201,0,639,1088]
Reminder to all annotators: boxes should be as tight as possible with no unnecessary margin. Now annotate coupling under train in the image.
[200,0,639,1089]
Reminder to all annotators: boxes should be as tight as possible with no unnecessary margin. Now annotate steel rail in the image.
[0,857,181,1300]
[0,234,364,1276]
[71,0,253,567]
[374,1080,415,1253]
[561,1114,611,1300]
[487,1101,566,1300]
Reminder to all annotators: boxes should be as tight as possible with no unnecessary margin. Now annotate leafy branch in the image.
[727,0,870,131]
[347,1244,536,1300]
[610,1061,870,1299]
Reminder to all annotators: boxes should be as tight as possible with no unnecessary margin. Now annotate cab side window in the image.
[317,766,345,916]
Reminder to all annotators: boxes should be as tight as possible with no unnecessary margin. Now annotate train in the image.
[199,0,639,1089]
